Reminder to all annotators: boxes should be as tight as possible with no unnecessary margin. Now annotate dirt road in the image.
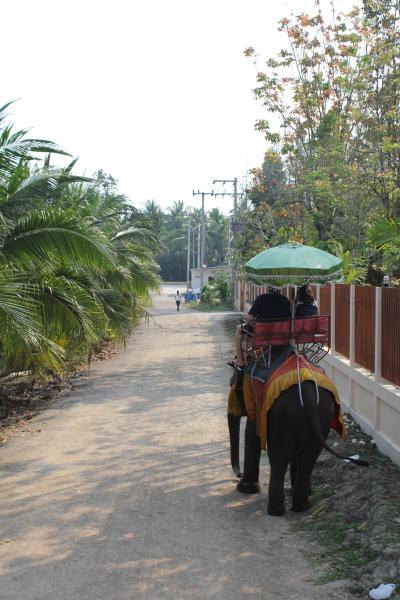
[0,285,343,600]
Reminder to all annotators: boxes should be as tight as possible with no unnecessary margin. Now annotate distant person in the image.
[175,290,181,312]
[232,287,291,368]
[295,284,318,317]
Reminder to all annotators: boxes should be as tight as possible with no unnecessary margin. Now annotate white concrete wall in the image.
[321,352,400,466]
[191,266,232,291]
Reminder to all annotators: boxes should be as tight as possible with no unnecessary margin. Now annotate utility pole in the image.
[192,189,214,292]
[190,224,200,271]
[197,225,200,268]
[186,224,191,292]
[228,218,231,266]
[212,190,230,265]
[213,178,239,306]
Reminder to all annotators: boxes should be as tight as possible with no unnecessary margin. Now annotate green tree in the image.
[0,103,160,377]
[158,201,188,281]
[205,208,229,266]
[242,3,391,278]
[248,150,286,208]
[358,0,400,218]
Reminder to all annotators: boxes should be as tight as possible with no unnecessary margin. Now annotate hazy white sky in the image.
[2,0,355,215]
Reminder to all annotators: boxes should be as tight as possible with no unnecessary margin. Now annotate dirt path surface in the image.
[0,285,345,600]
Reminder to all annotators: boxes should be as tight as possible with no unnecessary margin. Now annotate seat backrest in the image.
[252,319,291,346]
[293,315,329,343]
[249,315,329,347]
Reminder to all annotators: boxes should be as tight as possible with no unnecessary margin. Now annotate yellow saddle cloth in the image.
[228,353,345,450]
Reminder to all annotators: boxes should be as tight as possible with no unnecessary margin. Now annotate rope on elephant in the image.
[295,351,320,408]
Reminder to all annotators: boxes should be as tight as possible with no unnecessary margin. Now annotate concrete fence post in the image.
[374,286,382,431]
[374,286,382,383]
[235,280,239,311]
[330,284,336,356]
[349,285,356,365]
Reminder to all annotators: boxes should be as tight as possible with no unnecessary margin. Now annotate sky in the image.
[2,0,355,215]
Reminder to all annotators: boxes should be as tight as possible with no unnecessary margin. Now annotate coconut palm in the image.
[368,218,400,279]
[206,208,229,266]
[0,105,160,377]
[0,101,69,179]
[369,219,400,251]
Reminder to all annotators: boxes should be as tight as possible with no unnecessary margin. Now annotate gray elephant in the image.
[228,369,368,516]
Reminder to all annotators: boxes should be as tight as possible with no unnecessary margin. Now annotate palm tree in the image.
[369,219,400,251]
[158,201,189,281]
[0,101,69,180]
[206,208,229,266]
[0,104,160,377]
[143,200,163,240]
[368,218,400,279]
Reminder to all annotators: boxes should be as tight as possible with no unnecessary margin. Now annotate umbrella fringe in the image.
[244,268,343,285]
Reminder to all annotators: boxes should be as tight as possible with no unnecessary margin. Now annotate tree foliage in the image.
[155,202,230,281]
[241,0,400,282]
[0,103,160,378]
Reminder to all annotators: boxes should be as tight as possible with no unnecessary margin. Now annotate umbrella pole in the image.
[289,286,297,345]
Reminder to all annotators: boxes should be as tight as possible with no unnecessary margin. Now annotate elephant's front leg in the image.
[227,414,242,478]
[237,418,261,494]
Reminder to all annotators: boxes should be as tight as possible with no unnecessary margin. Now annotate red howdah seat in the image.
[242,315,330,364]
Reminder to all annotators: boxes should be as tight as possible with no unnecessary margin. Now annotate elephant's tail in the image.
[302,383,369,467]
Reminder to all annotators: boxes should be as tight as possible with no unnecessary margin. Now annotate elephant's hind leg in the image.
[290,458,312,497]
[267,455,290,516]
[291,446,321,512]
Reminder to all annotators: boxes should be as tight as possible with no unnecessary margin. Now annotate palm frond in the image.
[368,219,400,250]
[38,277,107,343]
[0,274,41,342]
[1,169,92,218]
[111,226,158,246]
[0,269,65,376]
[0,102,70,178]
[3,210,116,269]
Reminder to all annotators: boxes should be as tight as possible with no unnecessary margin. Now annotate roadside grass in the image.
[299,516,380,584]
[187,302,234,312]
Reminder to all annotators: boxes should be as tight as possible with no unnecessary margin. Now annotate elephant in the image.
[228,369,368,517]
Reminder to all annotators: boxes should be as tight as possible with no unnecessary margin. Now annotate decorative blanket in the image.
[227,347,291,417]
[229,353,345,450]
[228,381,243,417]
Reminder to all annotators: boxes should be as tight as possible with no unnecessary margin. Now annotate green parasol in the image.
[245,242,342,286]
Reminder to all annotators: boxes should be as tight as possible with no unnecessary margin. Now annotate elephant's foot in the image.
[267,501,285,516]
[232,465,242,478]
[237,480,260,494]
[291,498,311,512]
